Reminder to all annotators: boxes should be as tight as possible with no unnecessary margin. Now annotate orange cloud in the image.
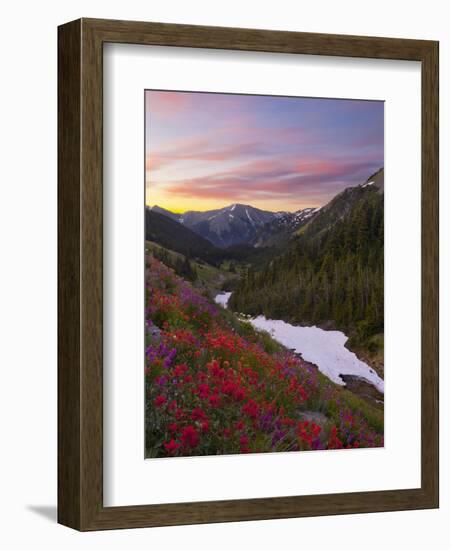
[161,155,381,204]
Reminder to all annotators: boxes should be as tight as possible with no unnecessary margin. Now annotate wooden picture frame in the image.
[58,18,439,531]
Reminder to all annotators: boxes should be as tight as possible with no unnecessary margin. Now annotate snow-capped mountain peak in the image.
[149,203,290,248]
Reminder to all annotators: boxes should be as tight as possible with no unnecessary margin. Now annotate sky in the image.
[145,90,384,213]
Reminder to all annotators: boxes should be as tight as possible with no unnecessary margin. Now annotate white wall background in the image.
[0,1,447,548]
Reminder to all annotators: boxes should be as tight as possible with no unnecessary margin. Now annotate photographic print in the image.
[145,90,384,458]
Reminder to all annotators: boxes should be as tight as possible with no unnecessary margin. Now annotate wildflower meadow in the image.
[145,255,383,458]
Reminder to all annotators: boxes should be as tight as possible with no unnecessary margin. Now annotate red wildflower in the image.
[168,422,178,433]
[298,386,308,402]
[328,426,343,449]
[154,395,166,408]
[198,384,210,399]
[174,363,188,377]
[220,381,236,396]
[209,360,225,378]
[240,433,251,453]
[163,439,181,454]
[297,420,322,449]
[181,425,200,448]
[208,394,221,408]
[175,409,185,420]
[312,423,322,437]
[200,420,209,433]
[168,399,178,411]
[280,417,296,427]
[239,434,249,446]
[242,399,260,419]
[191,408,207,421]
[234,387,246,401]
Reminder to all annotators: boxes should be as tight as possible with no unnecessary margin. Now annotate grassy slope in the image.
[145,255,383,458]
[346,333,384,378]
[146,240,238,292]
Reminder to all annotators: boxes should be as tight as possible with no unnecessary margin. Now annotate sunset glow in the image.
[145,90,384,213]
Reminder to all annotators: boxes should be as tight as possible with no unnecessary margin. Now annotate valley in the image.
[146,168,385,378]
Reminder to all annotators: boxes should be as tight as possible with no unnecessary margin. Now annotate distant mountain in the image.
[145,209,225,264]
[182,203,284,247]
[150,203,283,248]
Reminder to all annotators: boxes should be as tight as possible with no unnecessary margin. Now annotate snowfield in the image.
[215,292,384,393]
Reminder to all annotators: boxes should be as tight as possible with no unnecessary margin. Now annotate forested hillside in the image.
[145,209,225,265]
[229,181,384,345]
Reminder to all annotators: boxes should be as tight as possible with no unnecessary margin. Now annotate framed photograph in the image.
[58,18,439,530]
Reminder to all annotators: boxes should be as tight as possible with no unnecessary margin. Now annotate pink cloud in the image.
[145,91,192,117]
[161,154,382,205]
[146,136,267,172]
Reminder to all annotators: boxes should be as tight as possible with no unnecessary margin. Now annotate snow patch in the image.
[250,316,384,393]
[245,208,255,226]
[214,292,384,393]
[214,292,232,309]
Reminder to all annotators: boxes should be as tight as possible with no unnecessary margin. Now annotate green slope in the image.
[145,209,225,265]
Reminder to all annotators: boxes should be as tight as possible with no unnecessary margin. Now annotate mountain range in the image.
[149,203,318,248]
[150,203,284,247]
[147,167,383,250]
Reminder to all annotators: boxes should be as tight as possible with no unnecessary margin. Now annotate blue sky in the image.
[145,90,384,212]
